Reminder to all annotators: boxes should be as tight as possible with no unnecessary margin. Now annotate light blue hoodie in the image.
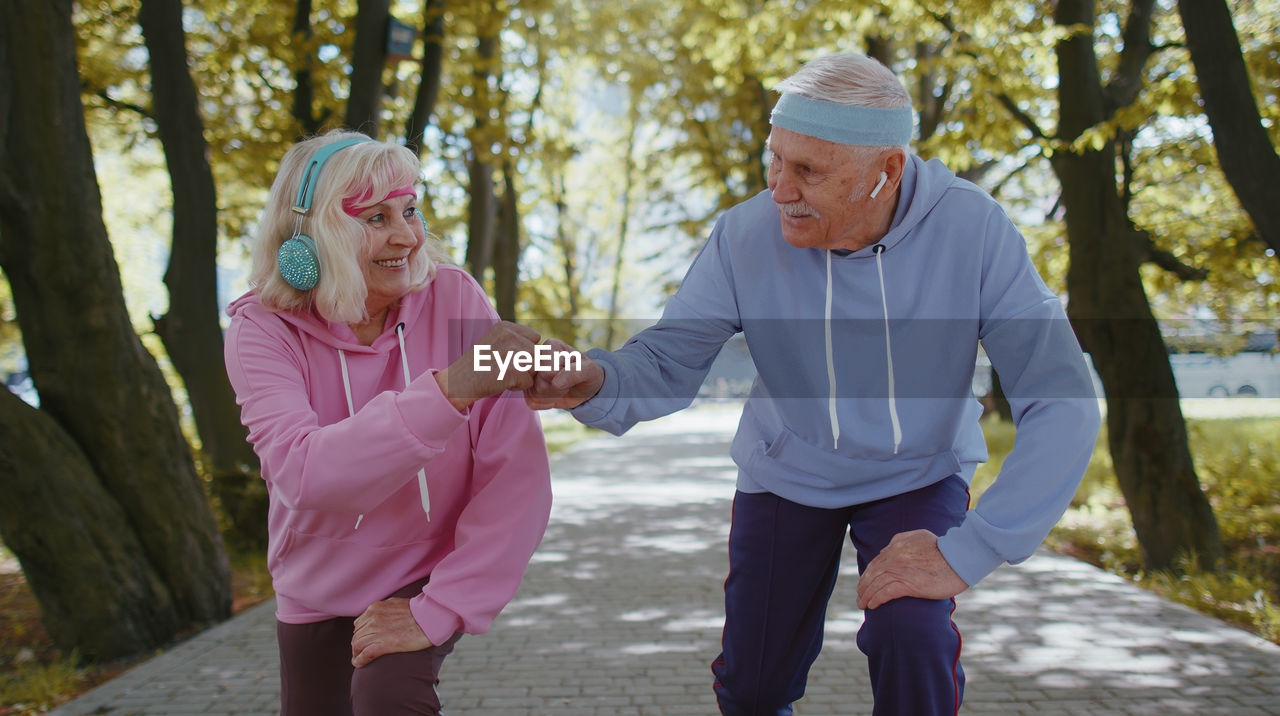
[572,154,1101,586]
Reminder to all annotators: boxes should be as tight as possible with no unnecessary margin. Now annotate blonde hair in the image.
[249,130,449,324]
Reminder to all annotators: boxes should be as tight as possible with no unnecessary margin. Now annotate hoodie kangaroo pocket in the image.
[271,527,441,616]
[748,425,961,501]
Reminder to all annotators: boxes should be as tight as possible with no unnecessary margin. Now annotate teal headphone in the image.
[277,136,373,290]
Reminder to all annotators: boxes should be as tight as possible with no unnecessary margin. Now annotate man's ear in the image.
[879,150,907,197]
[870,171,889,199]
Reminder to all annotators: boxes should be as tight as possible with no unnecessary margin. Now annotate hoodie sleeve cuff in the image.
[409,594,465,647]
[569,349,619,426]
[937,514,1006,587]
[394,369,469,448]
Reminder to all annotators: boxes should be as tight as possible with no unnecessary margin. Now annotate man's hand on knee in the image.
[855,529,968,610]
[351,598,434,668]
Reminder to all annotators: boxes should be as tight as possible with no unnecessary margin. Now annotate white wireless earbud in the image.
[870,171,888,199]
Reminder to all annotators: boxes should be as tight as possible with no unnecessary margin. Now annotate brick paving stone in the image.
[49,404,1280,715]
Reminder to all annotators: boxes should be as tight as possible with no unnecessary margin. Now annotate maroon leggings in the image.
[276,578,462,716]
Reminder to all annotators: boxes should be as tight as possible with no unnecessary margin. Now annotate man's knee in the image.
[856,596,959,657]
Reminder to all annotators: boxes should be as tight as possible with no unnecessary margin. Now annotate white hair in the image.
[775,53,911,110]
[774,53,912,159]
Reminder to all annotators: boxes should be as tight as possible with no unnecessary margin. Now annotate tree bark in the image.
[493,161,520,321]
[0,0,230,648]
[139,0,267,553]
[0,390,180,661]
[404,0,445,157]
[605,111,639,350]
[466,155,496,280]
[345,0,392,136]
[1176,0,1280,257]
[986,368,1013,423]
[465,30,499,280]
[1053,0,1222,571]
[552,170,582,345]
[746,73,770,195]
[914,40,950,144]
[291,0,328,135]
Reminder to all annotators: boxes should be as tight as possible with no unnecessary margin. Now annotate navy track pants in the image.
[711,475,969,715]
[276,576,462,715]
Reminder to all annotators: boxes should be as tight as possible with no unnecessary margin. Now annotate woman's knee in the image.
[349,651,443,716]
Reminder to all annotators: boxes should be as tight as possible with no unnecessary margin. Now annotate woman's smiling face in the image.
[357,193,423,319]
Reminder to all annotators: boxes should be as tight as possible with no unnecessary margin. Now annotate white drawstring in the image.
[338,349,364,529]
[338,325,431,530]
[824,251,840,448]
[396,323,431,522]
[873,246,902,454]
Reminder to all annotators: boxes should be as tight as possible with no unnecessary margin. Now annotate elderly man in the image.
[529,52,1100,715]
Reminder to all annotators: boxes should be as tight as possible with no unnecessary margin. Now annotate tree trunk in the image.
[0,390,180,661]
[865,31,894,67]
[1176,0,1280,257]
[345,0,391,136]
[291,0,328,135]
[1053,0,1222,571]
[986,368,1013,423]
[493,161,520,321]
[465,30,499,281]
[0,0,230,648]
[552,170,581,346]
[404,0,445,157]
[139,0,267,553]
[606,111,638,350]
[746,73,770,195]
[466,155,496,280]
[914,40,948,144]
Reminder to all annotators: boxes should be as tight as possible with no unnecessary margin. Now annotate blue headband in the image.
[769,93,913,146]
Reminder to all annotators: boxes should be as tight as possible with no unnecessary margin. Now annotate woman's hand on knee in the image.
[351,598,434,668]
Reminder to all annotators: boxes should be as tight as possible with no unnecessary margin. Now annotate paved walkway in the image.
[50,405,1280,715]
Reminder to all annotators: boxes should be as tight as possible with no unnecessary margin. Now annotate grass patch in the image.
[980,415,1280,644]
[0,653,87,715]
[229,549,274,613]
[0,575,121,716]
[541,413,596,455]
[0,558,87,716]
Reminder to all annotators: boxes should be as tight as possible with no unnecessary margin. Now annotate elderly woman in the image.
[224,130,552,715]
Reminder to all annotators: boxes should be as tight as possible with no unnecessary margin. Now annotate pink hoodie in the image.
[224,265,552,646]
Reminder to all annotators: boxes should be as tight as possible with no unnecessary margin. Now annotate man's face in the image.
[765,127,882,252]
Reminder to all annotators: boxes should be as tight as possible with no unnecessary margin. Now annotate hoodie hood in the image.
[226,287,426,355]
[845,154,957,258]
